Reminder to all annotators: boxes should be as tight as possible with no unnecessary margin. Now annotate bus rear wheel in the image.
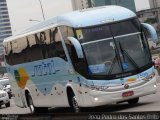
[27,93,48,113]
[128,98,139,105]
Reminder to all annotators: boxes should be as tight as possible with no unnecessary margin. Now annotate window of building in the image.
[0,7,7,10]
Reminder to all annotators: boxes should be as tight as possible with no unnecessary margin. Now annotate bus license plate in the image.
[122,91,134,97]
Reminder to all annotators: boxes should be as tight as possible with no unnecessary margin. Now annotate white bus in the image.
[3,6,158,113]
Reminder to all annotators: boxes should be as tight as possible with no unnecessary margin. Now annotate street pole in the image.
[38,0,45,21]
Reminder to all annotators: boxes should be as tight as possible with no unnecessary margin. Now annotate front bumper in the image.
[82,77,157,107]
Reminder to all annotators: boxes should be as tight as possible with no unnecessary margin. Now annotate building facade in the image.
[71,0,136,12]
[0,0,12,56]
[149,0,160,8]
[71,0,89,10]
[148,0,160,23]
[136,8,160,38]
[88,0,136,12]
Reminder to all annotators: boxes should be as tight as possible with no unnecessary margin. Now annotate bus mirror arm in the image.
[141,23,158,43]
[67,37,84,59]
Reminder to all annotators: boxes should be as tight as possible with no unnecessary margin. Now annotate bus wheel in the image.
[27,93,48,113]
[71,93,81,113]
[128,98,139,104]
[27,93,35,113]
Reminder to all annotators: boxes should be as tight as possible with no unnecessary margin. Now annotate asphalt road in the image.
[0,77,160,115]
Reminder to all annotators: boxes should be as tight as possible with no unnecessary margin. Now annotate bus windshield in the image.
[76,18,152,78]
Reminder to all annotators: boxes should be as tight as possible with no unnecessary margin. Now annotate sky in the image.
[6,0,150,35]
[6,0,73,35]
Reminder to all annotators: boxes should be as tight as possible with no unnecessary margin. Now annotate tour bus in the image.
[3,6,158,113]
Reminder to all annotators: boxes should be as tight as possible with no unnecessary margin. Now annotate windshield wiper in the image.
[108,46,123,75]
[108,56,116,75]
[108,26,124,74]
[119,41,139,70]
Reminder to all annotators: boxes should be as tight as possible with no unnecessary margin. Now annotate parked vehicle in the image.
[0,76,9,87]
[0,84,12,99]
[4,84,12,99]
[0,86,10,107]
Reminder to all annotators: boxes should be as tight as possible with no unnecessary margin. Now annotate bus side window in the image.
[55,42,66,59]
[7,37,30,65]
[47,27,67,61]
[28,34,43,61]
[47,28,58,58]
[47,43,58,58]
[59,26,88,76]
[4,27,68,65]
[30,45,43,61]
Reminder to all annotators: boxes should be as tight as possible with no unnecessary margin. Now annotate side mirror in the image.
[141,23,158,43]
[67,37,84,59]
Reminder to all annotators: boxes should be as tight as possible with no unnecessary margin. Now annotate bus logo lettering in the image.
[32,60,57,77]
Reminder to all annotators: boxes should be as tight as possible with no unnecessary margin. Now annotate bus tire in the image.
[27,93,35,113]
[27,93,48,113]
[71,92,81,113]
[5,102,10,107]
[128,98,139,105]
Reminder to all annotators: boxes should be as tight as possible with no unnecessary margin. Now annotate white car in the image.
[3,84,12,99]
[0,77,9,87]
[0,86,10,107]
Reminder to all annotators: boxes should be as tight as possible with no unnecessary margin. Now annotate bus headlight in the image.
[94,97,99,101]
[142,73,155,81]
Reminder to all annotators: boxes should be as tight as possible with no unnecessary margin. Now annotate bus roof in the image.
[58,5,136,28]
[4,5,136,43]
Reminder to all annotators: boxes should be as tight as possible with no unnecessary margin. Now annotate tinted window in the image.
[111,19,141,36]
[76,25,112,43]
[60,26,88,76]
[76,18,141,43]
[5,27,67,65]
